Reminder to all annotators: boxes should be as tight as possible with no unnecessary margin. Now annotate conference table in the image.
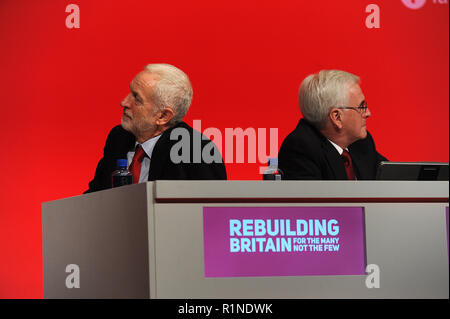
[42,180,449,299]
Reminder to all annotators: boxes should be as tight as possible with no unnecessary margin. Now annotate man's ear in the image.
[329,108,344,129]
[156,107,175,126]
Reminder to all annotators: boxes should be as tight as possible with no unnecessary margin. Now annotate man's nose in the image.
[364,107,371,118]
[121,94,131,108]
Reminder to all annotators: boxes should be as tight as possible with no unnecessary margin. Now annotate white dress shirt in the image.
[127,134,162,183]
[327,139,348,155]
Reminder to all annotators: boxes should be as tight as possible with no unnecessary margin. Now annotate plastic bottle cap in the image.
[268,158,278,167]
[117,159,128,168]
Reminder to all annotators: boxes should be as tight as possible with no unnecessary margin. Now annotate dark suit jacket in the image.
[278,119,387,180]
[85,122,227,193]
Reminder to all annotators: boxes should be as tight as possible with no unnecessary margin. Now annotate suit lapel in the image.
[148,136,168,181]
[322,140,348,180]
[147,125,178,181]
[115,128,136,161]
[300,120,349,180]
[348,148,364,179]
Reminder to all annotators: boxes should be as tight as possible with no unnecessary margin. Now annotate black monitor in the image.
[376,161,449,181]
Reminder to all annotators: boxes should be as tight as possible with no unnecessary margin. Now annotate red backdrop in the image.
[0,0,448,298]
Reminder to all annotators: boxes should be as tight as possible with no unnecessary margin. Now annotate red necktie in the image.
[129,145,146,184]
[341,150,356,180]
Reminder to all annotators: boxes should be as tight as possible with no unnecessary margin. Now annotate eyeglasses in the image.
[337,100,368,114]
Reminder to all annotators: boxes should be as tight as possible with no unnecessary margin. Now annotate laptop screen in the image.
[376,162,449,181]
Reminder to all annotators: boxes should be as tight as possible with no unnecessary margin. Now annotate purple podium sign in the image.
[446,207,449,258]
[203,206,366,277]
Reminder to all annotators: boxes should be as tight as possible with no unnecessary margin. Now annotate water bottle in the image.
[262,158,283,180]
[112,159,133,187]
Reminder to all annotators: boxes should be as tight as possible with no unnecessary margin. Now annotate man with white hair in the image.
[278,70,387,180]
[86,64,226,193]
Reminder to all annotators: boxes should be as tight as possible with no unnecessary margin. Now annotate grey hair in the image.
[144,63,193,126]
[298,70,360,129]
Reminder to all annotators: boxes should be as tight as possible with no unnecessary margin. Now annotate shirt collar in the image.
[327,139,348,155]
[135,134,162,159]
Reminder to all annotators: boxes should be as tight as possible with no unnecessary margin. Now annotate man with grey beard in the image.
[85,64,226,193]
